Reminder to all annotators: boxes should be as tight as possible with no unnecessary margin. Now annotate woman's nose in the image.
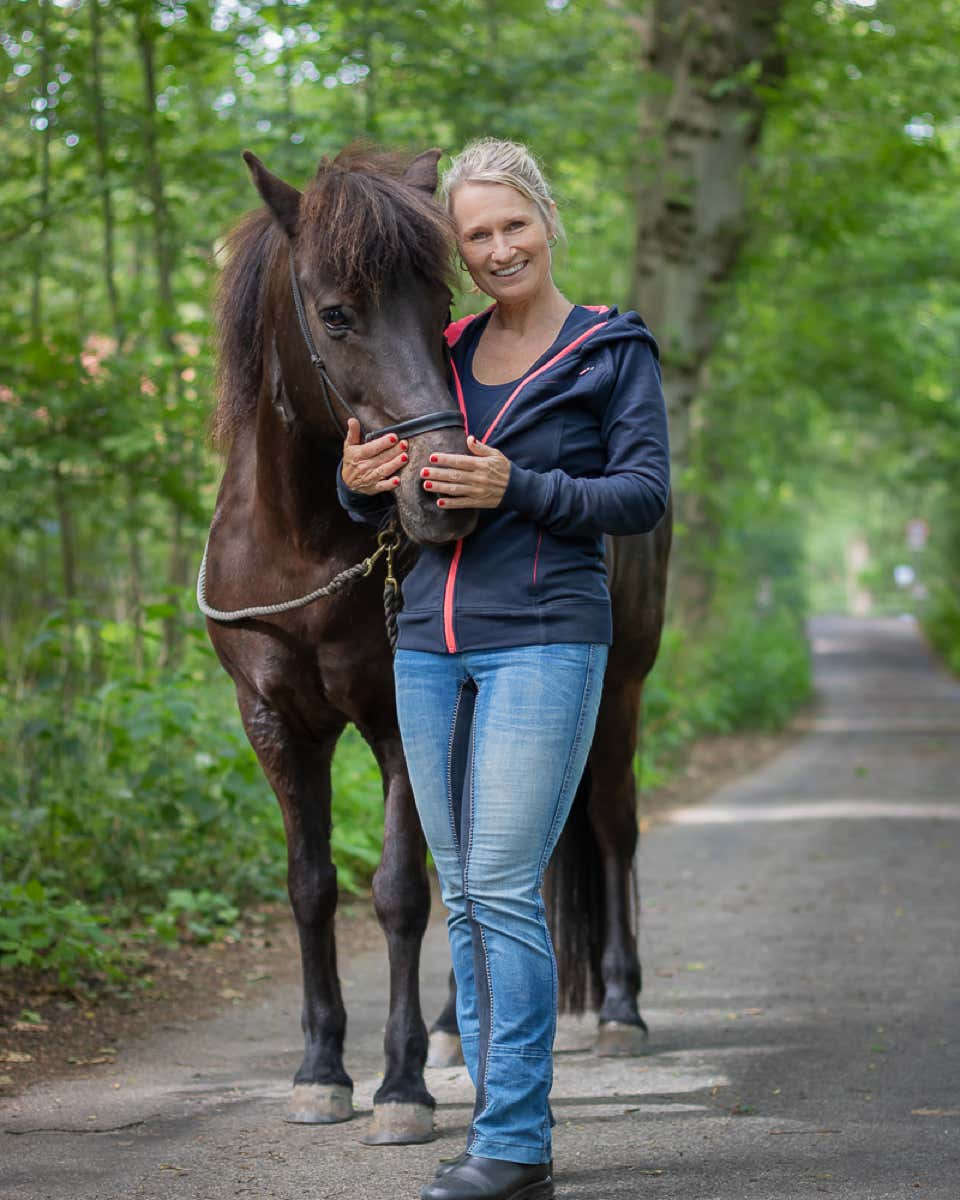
[490,234,513,262]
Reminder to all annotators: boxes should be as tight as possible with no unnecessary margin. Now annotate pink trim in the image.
[443,539,463,653]
[532,529,543,586]
[481,323,606,444]
[449,360,467,422]
[583,305,609,313]
[444,306,494,349]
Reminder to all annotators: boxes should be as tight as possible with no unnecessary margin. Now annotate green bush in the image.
[0,605,384,986]
[0,880,125,985]
[923,584,960,675]
[638,606,811,788]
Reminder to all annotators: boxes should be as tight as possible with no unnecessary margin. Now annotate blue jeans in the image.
[394,642,608,1164]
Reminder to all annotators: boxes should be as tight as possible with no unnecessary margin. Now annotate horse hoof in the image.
[286,1083,354,1124]
[595,1020,649,1057]
[361,1102,437,1145]
[427,1030,464,1068]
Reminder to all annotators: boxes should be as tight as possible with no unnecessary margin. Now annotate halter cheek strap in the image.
[288,250,464,444]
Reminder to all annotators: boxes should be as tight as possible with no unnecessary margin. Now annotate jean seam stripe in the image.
[445,679,468,854]
[536,642,597,889]
[465,683,493,1153]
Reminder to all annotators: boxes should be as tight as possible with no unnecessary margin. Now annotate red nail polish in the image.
[421,469,430,477]
[392,477,400,486]
[389,435,398,444]
[438,499,445,507]
[430,454,438,464]
[400,441,408,450]
[424,481,432,489]
[400,453,408,463]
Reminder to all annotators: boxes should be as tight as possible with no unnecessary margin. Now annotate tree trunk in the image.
[30,0,53,343]
[629,0,787,622]
[134,3,190,667]
[89,0,124,346]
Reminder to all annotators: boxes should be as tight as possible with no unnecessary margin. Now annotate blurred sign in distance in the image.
[906,518,929,550]
[894,564,915,588]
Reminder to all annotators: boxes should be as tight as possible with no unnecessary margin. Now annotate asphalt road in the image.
[2,614,958,1199]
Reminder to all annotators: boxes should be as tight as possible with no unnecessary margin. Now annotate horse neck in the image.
[252,386,345,552]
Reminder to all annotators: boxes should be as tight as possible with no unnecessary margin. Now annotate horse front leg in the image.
[235,687,354,1123]
[587,673,649,1057]
[361,727,437,1144]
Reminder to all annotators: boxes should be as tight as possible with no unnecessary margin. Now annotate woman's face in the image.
[451,182,556,306]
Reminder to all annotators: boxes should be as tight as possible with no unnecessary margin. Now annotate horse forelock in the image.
[298,146,456,301]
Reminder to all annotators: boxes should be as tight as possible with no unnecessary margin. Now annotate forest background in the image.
[1,0,958,987]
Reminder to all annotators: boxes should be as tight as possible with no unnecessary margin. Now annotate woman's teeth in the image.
[492,262,527,277]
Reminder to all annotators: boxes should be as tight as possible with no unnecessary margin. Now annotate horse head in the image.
[243,146,478,548]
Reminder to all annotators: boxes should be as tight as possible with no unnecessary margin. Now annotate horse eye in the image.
[321,307,349,330]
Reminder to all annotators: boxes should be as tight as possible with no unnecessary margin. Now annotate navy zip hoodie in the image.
[336,303,670,654]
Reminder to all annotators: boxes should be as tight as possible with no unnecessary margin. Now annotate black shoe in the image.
[434,1154,552,1184]
[420,1154,553,1200]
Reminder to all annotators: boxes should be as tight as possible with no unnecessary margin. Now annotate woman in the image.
[338,139,670,1200]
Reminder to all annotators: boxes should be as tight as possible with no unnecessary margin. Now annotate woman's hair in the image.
[441,138,564,240]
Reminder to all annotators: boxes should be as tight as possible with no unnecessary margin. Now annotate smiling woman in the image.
[336,138,671,1200]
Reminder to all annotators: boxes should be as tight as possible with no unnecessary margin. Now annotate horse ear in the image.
[243,151,301,237]
[404,148,443,198]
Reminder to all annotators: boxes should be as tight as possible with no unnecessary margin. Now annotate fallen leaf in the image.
[912,1108,960,1117]
[685,962,706,972]
[68,1056,114,1066]
[0,1074,13,1085]
[743,1007,764,1016]
[219,988,243,1001]
[0,1051,33,1063]
[11,1021,49,1033]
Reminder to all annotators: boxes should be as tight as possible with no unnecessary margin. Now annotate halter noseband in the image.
[288,250,464,444]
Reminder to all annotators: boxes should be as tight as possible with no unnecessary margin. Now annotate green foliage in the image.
[2,0,958,987]
[639,608,812,789]
[0,880,124,986]
[0,602,384,985]
[924,585,960,676]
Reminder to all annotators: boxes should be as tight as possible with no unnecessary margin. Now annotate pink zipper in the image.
[439,320,605,653]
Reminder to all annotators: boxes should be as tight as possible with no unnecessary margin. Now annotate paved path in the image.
[3,615,958,1199]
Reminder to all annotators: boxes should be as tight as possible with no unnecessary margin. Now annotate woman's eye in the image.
[321,307,349,329]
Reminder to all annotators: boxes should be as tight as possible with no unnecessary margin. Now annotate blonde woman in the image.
[339,139,670,1200]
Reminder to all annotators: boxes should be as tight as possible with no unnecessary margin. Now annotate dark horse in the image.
[202,145,671,1146]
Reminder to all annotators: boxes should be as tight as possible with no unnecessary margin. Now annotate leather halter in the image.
[288,250,464,444]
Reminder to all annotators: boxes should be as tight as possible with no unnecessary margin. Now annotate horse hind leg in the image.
[361,728,437,1144]
[236,689,354,1124]
[587,674,650,1058]
[427,969,464,1067]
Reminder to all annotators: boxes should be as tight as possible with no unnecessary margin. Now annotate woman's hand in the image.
[341,418,408,494]
[419,435,511,509]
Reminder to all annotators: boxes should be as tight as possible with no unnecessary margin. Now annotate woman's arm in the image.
[499,338,670,537]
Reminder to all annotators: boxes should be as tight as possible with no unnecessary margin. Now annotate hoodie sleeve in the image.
[498,337,670,537]
[336,461,394,527]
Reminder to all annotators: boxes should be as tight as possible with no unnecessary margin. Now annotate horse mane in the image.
[212,144,456,451]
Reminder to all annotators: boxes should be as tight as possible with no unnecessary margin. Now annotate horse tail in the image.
[545,761,607,1014]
